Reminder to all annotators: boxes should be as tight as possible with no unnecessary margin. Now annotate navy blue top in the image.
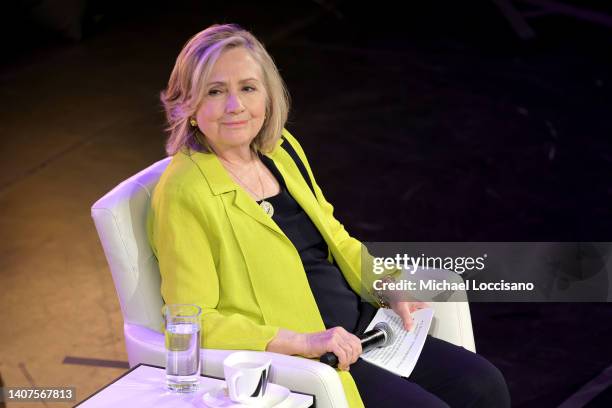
[259,155,376,334]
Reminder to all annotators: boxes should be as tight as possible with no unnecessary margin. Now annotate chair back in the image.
[91,157,171,332]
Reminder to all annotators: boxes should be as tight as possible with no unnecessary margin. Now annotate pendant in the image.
[260,200,274,217]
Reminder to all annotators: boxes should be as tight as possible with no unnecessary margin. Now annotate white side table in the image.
[75,364,314,407]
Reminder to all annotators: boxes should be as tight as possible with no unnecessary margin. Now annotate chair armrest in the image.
[124,323,165,367]
[398,267,476,352]
[123,323,349,408]
[429,302,476,352]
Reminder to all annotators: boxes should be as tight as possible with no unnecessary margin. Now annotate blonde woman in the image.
[148,23,510,407]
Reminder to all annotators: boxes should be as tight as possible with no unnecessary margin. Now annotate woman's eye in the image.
[243,86,256,92]
[208,89,222,96]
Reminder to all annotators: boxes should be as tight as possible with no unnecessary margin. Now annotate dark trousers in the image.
[350,335,511,408]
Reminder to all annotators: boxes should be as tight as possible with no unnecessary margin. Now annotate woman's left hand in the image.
[389,301,428,331]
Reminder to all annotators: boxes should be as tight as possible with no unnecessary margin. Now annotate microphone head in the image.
[373,322,395,346]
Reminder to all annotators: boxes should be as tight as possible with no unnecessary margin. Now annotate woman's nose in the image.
[225,93,245,113]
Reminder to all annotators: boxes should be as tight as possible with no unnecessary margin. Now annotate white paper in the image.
[359,307,434,377]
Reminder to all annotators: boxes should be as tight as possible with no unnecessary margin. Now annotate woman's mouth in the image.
[222,120,248,127]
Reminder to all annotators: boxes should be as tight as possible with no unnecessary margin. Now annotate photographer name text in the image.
[373,278,535,292]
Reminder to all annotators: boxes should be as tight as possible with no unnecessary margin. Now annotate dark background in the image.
[2,1,611,407]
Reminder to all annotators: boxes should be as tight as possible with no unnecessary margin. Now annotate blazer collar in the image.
[186,150,236,196]
[186,138,327,241]
[185,137,286,196]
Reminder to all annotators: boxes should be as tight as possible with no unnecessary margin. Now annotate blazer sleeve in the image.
[281,130,400,302]
[148,177,280,351]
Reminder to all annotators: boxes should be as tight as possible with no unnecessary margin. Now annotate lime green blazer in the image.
[147,129,379,407]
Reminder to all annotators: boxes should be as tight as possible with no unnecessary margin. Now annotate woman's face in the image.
[195,47,268,153]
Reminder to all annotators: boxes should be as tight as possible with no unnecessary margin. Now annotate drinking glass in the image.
[163,304,201,392]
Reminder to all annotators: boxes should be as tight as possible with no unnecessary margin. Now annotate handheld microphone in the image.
[319,322,395,367]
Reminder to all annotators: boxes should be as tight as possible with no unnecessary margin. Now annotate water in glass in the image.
[166,321,200,392]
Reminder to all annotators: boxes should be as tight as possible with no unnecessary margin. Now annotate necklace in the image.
[254,160,274,217]
[220,156,274,217]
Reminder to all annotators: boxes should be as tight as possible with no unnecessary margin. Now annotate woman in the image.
[148,24,510,407]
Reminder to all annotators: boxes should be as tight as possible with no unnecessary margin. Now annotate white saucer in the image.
[202,383,290,408]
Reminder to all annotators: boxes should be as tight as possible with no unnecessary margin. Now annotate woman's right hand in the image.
[299,327,362,371]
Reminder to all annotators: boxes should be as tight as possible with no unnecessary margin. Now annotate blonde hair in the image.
[161,24,290,155]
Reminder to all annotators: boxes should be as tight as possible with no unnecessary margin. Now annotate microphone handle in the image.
[319,352,339,367]
[319,329,387,367]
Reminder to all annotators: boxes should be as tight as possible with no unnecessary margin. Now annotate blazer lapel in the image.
[187,145,333,246]
[232,188,285,237]
[188,151,286,238]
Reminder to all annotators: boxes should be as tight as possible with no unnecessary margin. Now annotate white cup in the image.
[223,351,271,404]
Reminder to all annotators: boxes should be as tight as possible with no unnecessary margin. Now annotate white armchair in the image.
[91,157,476,408]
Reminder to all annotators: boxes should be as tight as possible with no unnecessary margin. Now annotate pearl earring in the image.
[189,118,198,127]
